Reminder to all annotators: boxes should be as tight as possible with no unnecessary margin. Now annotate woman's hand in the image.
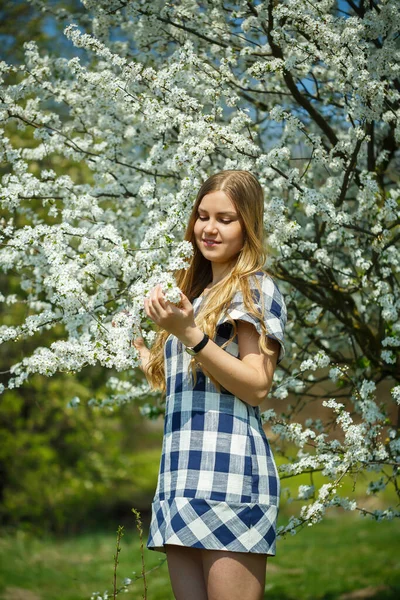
[132,334,148,352]
[144,284,202,346]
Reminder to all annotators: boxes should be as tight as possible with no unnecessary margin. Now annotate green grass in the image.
[0,511,399,600]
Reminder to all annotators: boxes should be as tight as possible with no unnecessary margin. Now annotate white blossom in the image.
[0,0,398,543]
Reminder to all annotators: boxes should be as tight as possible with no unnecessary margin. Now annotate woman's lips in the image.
[202,240,221,246]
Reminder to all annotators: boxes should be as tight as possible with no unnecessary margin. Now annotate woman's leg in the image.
[201,549,268,600]
[165,544,208,600]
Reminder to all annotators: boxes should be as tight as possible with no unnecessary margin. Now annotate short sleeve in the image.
[216,271,287,364]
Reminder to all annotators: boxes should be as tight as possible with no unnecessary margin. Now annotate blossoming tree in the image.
[1,0,399,534]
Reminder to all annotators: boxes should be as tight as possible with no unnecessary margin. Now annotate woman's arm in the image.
[181,320,280,407]
[143,284,280,406]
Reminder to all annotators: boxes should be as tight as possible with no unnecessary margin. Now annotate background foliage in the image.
[0,0,399,536]
[0,0,160,534]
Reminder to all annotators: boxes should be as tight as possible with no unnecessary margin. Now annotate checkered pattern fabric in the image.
[147,270,287,555]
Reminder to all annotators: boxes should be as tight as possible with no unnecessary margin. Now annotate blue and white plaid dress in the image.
[147,270,287,555]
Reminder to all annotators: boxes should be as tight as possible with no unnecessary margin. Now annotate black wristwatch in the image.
[185,333,209,356]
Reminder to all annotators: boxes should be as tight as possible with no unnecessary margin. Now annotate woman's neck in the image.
[201,271,231,297]
[209,262,235,287]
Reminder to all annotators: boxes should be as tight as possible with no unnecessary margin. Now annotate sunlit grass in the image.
[0,511,399,600]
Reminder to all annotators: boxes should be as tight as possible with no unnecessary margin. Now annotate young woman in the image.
[134,170,287,600]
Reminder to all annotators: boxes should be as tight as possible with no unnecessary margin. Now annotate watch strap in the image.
[185,333,209,355]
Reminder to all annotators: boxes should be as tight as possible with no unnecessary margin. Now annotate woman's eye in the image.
[198,216,231,224]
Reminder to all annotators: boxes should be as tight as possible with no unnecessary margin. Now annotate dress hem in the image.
[147,542,276,557]
[146,496,278,556]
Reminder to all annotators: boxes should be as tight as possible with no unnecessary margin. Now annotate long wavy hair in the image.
[145,170,275,398]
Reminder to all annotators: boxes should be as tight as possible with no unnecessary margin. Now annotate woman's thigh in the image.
[165,544,208,600]
[201,549,268,600]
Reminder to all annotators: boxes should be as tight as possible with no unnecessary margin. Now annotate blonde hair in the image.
[145,170,275,399]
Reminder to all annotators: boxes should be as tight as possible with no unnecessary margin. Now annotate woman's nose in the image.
[203,220,218,232]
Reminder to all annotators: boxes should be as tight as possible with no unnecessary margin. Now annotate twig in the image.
[113,525,124,600]
[132,508,148,599]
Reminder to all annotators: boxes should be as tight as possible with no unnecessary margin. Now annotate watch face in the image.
[185,348,197,356]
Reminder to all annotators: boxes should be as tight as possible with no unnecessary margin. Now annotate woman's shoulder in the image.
[246,270,287,315]
[246,269,283,295]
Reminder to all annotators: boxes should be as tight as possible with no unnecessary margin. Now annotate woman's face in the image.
[193,190,244,265]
